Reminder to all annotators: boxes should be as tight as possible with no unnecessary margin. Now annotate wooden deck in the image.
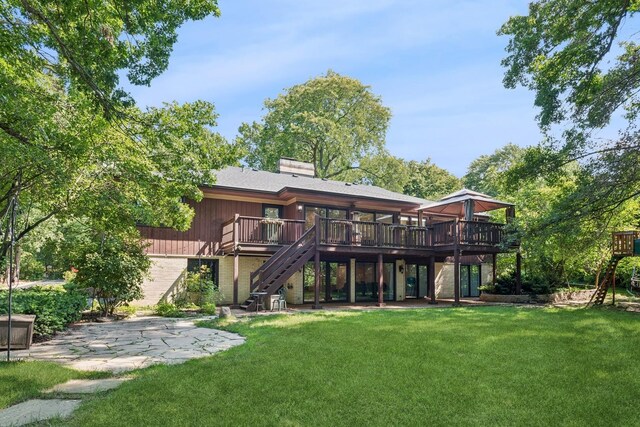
[221,215,511,255]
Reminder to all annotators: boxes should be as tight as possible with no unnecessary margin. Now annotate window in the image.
[262,205,282,219]
[304,206,347,229]
[186,259,219,289]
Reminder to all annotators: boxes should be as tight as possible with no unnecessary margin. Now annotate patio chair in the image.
[271,287,287,311]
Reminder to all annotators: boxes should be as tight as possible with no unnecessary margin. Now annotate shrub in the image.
[0,285,87,338]
[18,251,46,281]
[200,303,217,315]
[155,302,184,318]
[484,271,557,296]
[74,233,150,316]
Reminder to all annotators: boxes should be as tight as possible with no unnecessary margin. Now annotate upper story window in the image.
[263,205,283,219]
[304,206,347,228]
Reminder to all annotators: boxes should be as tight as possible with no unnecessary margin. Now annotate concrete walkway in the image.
[7,316,245,372]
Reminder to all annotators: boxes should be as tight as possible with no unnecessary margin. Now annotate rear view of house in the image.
[138,159,518,308]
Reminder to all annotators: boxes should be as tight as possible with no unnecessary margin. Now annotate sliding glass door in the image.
[405,264,429,298]
[303,261,349,303]
[460,265,481,297]
[355,262,395,302]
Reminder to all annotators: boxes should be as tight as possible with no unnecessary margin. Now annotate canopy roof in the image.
[418,189,513,216]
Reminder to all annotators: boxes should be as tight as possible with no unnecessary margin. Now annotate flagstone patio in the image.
[7,316,245,373]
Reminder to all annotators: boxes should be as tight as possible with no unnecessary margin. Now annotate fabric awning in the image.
[418,189,513,217]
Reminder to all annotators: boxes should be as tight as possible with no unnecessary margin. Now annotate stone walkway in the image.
[0,399,81,426]
[7,316,245,372]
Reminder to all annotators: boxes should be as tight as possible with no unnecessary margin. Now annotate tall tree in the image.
[238,70,392,179]
[402,159,461,200]
[499,0,640,226]
[463,143,639,286]
[463,144,525,197]
[0,0,238,262]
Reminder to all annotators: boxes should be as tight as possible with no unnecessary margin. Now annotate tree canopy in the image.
[402,159,461,200]
[0,0,238,263]
[237,70,391,180]
[499,0,640,226]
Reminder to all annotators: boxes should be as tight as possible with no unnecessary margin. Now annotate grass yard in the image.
[0,361,108,409]
[46,306,640,426]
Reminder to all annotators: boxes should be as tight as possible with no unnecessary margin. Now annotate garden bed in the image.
[480,289,595,304]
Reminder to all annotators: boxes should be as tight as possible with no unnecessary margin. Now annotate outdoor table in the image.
[250,291,268,312]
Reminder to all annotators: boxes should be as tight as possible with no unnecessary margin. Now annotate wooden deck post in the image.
[377,253,385,307]
[232,251,240,308]
[492,253,497,284]
[454,248,461,306]
[231,213,241,308]
[453,218,461,306]
[515,252,522,294]
[428,255,436,304]
[612,268,616,306]
[313,214,322,309]
[313,250,322,309]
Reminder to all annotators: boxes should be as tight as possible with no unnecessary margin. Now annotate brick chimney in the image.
[277,158,315,177]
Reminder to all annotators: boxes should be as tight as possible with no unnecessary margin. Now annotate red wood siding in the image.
[284,203,301,220]
[139,198,262,255]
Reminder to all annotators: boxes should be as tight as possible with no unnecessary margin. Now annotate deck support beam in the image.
[428,255,436,304]
[313,249,322,309]
[231,251,240,308]
[377,253,385,307]
[515,252,522,294]
[453,248,461,306]
[492,253,497,285]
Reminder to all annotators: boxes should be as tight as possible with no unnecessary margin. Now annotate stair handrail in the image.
[251,225,316,292]
[259,237,316,294]
[249,243,290,289]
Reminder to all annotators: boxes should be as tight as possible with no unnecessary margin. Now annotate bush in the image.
[18,251,46,281]
[200,302,217,315]
[483,271,556,296]
[74,233,150,316]
[0,285,87,338]
[155,302,184,318]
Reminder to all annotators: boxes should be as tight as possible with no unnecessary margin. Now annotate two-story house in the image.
[138,158,518,309]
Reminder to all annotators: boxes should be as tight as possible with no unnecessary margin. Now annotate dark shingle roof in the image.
[210,166,434,206]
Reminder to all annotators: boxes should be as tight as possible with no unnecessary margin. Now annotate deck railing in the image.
[220,216,306,250]
[459,221,504,246]
[222,215,508,252]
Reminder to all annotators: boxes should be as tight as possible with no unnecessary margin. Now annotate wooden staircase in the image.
[241,226,317,311]
[589,256,623,306]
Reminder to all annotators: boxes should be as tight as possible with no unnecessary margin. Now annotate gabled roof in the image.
[209,166,434,206]
[418,188,513,216]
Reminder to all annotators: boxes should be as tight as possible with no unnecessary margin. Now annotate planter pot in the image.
[0,315,36,350]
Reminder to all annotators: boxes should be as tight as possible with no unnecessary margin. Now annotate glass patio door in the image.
[303,261,349,303]
[460,265,481,297]
[405,264,429,298]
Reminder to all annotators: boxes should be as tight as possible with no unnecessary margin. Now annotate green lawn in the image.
[49,307,640,425]
[0,361,108,409]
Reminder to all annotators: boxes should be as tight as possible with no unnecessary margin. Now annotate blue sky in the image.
[127,0,542,177]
